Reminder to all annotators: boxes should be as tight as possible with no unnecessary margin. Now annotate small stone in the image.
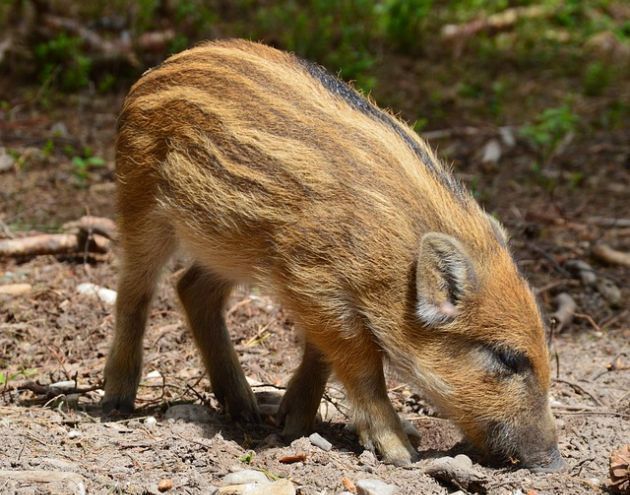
[356,479,397,495]
[358,450,377,466]
[145,416,157,428]
[309,432,332,451]
[222,470,269,485]
[51,122,69,137]
[481,139,502,164]
[219,479,295,495]
[49,380,76,392]
[565,259,597,286]
[254,479,295,495]
[499,126,516,148]
[164,404,211,423]
[76,283,117,305]
[0,147,15,172]
[158,478,173,492]
[424,456,486,490]
[67,430,81,439]
[218,484,255,494]
[596,278,621,308]
[453,454,473,469]
[146,370,162,380]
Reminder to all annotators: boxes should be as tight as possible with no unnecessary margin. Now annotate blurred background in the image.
[1,0,628,128]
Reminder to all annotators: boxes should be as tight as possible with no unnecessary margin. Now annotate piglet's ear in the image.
[416,233,477,327]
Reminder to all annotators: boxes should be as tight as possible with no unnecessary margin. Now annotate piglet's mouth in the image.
[484,447,566,472]
[522,447,566,473]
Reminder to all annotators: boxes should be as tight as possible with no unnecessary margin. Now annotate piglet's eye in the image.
[494,347,531,374]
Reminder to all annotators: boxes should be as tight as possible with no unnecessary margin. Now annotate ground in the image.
[0,89,628,495]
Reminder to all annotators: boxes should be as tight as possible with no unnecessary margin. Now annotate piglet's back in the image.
[115,39,493,285]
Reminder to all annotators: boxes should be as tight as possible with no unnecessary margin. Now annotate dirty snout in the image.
[487,406,565,472]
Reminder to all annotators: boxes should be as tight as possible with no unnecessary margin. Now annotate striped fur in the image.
[103,39,561,469]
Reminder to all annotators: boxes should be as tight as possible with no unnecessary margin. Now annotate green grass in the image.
[0,1,626,133]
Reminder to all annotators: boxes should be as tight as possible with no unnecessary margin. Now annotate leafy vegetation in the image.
[520,104,579,162]
[0,0,627,152]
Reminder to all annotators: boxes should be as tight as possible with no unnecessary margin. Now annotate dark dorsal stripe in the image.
[298,58,466,200]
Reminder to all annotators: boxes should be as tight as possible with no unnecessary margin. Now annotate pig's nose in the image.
[527,447,566,473]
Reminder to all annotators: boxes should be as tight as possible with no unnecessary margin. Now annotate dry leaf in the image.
[609,445,630,493]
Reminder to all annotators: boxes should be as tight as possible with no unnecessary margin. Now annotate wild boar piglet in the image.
[103,39,564,471]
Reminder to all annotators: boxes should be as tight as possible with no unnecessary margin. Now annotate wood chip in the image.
[0,283,32,296]
[158,478,174,492]
[342,477,357,493]
[279,452,307,464]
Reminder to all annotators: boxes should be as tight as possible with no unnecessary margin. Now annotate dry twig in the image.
[441,5,551,55]
[592,243,630,268]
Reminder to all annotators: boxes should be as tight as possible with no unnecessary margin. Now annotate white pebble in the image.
[144,416,157,428]
[222,469,269,485]
[76,283,117,305]
[481,139,502,164]
[356,479,397,495]
[145,370,162,380]
[453,454,473,468]
[309,432,332,451]
[49,380,76,392]
[67,429,81,439]
[164,404,211,423]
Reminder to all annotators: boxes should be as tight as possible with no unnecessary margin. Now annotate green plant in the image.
[252,0,378,90]
[520,104,579,161]
[98,73,117,93]
[34,34,92,91]
[0,368,37,385]
[582,61,611,97]
[239,451,255,464]
[41,139,55,157]
[378,0,433,51]
[71,148,106,185]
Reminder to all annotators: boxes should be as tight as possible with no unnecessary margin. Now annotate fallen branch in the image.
[441,5,550,42]
[0,234,82,257]
[550,293,577,333]
[587,216,630,228]
[40,14,139,66]
[0,233,109,258]
[40,14,175,66]
[592,243,630,268]
[0,283,32,296]
[62,215,117,241]
[0,216,116,258]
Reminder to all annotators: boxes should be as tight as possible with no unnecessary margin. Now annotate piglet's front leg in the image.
[314,332,418,466]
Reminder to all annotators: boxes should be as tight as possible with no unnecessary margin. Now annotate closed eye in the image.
[493,347,531,374]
